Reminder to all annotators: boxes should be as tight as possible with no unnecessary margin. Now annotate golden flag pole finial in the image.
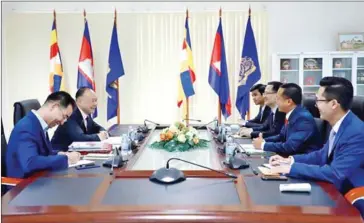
[249,5,251,16]
[83,9,86,21]
[53,9,56,21]
[219,7,222,17]
[114,8,117,23]
[186,8,189,18]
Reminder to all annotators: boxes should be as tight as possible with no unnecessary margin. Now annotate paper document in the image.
[68,141,112,151]
[69,159,95,168]
[257,166,280,176]
[279,183,311,192]
[83,153,113,160]
[102,137,121,145]
[240,144,264,154]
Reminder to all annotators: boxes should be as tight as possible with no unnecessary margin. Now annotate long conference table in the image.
[1,124,362,223]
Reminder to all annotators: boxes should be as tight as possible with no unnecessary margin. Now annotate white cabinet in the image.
[272,52,364,96]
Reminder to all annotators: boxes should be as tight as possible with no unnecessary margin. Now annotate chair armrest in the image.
[1,177,22,186]
[345,186,364,204]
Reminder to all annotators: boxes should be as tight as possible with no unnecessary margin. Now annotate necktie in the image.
[84,117,89,132]
[285,118,289,126]
[259,107,263,122]
[328,130,336,157]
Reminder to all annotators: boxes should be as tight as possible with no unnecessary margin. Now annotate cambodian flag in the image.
[208,12,231,119]
[77,12,97,118]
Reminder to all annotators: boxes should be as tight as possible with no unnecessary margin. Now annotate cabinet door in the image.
[279,58,299,84]
[302,57,324,96]
[332,57,353,81]
[357,56,364,96]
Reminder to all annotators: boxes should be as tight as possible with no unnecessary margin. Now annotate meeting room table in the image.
[1,124,362,223]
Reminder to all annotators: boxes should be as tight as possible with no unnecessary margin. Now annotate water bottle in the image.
[225,136,236,163]
[121,134,130,156]
[128,126,135,141]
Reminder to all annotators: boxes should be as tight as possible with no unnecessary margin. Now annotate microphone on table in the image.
[223,135,258,175]
[149,157,237,185]
[138,119,160,133]
[103,146,124,174]
[182,118,202,125]
[196,118,218,130]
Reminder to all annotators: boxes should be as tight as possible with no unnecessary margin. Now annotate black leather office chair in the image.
[313,117,328,144]
[13,99,41,125]
[302,96,320,118]
[351,96,364,121]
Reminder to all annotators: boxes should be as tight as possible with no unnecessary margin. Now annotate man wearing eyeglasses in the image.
[6,91,81,179]
[238,81,286,138]
[252,83,322,155]
[268,77,364,192]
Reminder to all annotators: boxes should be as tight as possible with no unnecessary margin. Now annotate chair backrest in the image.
[302,95,320,118]
[1,119,7,177]
[13,99,41,125]
[351,96,364,121]
[313,117,328,144]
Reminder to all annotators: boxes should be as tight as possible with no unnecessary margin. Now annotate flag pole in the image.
[246,6,251,121]
[217,7,222,125]
[185,8,190,127]
[114,8,121,125]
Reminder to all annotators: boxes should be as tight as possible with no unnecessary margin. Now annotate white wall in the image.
[2,1,364,139]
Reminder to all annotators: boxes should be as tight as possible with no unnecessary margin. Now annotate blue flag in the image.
[106,18,125,121]
[208,16,231,119]
[235,9,261,119]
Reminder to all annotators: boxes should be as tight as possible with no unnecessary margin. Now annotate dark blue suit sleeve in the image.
[17,131,68,175]
[263,117,315,154]
[289,134,364,187]
[67,119,100,141]
[263,125,285,143]
[90,120,105,133]
[292,143,328,165]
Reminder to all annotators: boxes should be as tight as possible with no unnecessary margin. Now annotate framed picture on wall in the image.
[338,32,364,51]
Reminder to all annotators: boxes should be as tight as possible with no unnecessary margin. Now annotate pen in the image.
[76,165,100,170]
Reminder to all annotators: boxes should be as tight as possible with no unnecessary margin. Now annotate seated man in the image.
[51,87,108,151]
[269,77,364,193]
[238,81,285,139]
[242,84,271,128]
[253,83,322,155]
[6,91,81,179]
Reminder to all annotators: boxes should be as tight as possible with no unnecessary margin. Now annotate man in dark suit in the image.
[269,77,364,193]
[253,83,322,155]
[242,84,271,128]
[238,81,285,138]
[6,91,81,178]
[51,87,108,151]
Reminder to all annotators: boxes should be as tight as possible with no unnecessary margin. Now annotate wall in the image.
[2,1,364,138]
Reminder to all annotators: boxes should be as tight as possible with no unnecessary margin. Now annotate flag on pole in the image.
[49,10,66,93]
[106,11,125,122]
[77,10,97,118]
[177,10,196,115]
[235,8,261,119]
[208,10,231,120]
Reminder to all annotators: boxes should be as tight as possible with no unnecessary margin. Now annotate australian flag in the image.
[235,8,261,119]
[208,14,231,119]
[106,13,125,121]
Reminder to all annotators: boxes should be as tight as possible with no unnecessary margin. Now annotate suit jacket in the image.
[264,105,322,155]
[250,108,285,138]
[51,108,106,151]
[6,112,68,178]
[289,111,364,193]
[245,106,271,128]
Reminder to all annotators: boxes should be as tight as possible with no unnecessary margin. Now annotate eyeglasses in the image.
[263,91,276,95]
[315,98,332,107]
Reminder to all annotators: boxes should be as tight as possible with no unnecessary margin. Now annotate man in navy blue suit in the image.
[238,81,285,138]
[242,84,271,128]
[6,91,81,179]
[51,87,108,151]
[269,77,364,193]
[252,83,322,155]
